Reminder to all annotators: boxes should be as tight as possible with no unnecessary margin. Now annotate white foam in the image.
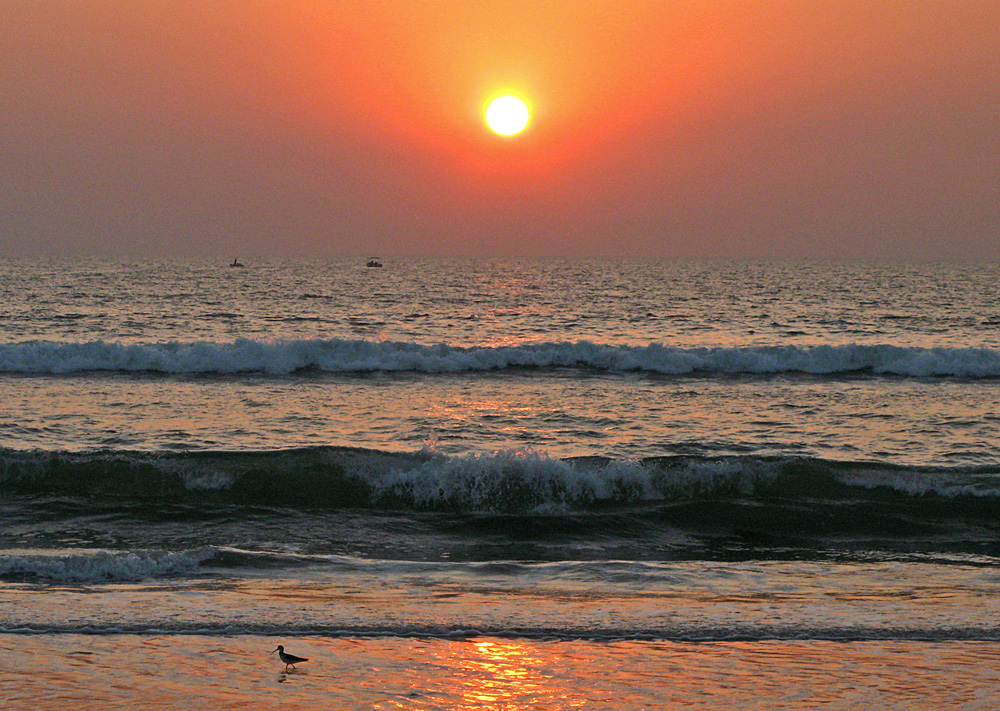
[838,469,1000,498]
[375,449,634,510]
[0,548,214,583]
[1,339,997,377]
[369,448,781,511]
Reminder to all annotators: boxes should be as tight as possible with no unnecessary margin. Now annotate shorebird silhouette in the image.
[271,644,309,670]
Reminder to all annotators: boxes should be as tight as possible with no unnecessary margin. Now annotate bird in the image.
[271,644,309,670]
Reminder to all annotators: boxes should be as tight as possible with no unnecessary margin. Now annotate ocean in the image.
[2,257,999,709]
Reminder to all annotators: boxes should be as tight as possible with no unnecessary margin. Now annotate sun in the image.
[485,96,530,136]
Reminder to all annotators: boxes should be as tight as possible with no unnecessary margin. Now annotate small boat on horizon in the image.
[366,257,383,268]
[230,258,245,268]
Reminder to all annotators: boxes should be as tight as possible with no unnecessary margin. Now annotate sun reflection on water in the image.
[453,640,550,709]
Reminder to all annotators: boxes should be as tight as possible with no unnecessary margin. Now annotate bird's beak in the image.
[270,648,278,654]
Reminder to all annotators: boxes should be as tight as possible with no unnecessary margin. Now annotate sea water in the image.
[1,258,999,709]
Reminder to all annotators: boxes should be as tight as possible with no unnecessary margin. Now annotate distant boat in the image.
[230,258,245,268]
[366,257,383,268]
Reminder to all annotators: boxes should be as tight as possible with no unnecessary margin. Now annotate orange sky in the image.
[2,1,998,259]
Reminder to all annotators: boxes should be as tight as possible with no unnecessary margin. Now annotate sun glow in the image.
[485,96,530,136]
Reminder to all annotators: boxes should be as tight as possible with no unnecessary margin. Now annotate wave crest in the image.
[2,446,999,513]
[0,548,214,583]
[0,339,999,377]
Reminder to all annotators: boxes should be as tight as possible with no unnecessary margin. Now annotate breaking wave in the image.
[0,548,214,583]
[3,446,999,568]
[2,445,999,513]
[1,338,999,377]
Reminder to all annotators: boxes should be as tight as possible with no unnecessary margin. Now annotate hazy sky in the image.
[3,1,998,260]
